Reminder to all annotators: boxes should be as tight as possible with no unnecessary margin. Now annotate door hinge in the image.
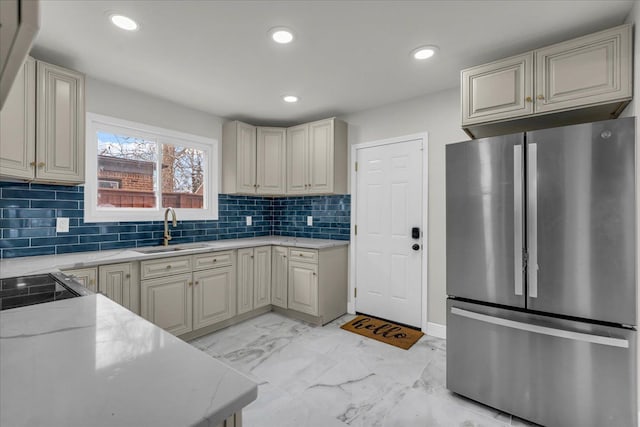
[355,162,358,172]
[522,248,528,272]
[354,288,357,298]
[355,224,357,235]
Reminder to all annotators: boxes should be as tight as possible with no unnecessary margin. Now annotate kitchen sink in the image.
[134,244,208,254]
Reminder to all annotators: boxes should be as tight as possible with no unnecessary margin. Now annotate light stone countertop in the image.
[0,236,349,278]
[0,294,257,427]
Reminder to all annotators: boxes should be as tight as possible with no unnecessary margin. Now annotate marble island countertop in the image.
[0,236,349,278]
[0,294,257,427]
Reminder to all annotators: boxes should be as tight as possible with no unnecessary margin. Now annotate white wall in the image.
[340,87,468,325]
[622,2,640,420]
[86,77,224,140]
[85,77,225,189]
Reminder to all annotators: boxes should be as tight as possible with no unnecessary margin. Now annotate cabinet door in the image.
[256,127,286,194]
[36,61,85,183]
[535,25,631,114]
[308,119,334,193]
[253,246,272,309]
[99,263,133,309]
[141,273,193,336]
[271,246,288,309]
[237,248,254,314]
[236,122,257,194]
[193,265,236,329]
[286,124,308,194]
[64,267,97,293]
[0,56,35,180]
[461,52,533,126]
[288,260,318,316]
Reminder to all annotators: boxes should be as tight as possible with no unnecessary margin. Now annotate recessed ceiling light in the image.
[110,14,138,31]
[412,45,439,60]
[283,95,298,103]
[270,27,294,44]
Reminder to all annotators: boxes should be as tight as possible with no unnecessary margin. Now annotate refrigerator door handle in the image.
[513,145,523,296]
[527,143,538,298]
[451,307,629,348]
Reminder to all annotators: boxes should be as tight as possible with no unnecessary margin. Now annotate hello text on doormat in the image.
[340,315,424,350]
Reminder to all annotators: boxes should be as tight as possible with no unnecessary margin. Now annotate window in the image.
[85,113,218,222]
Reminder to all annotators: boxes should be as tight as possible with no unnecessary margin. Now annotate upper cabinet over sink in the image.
[222,117,347,196]
[461,24,632,138]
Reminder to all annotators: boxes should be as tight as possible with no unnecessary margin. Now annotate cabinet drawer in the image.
[141,255,192,279]
[289,248,318,263]
[193,250,234,270]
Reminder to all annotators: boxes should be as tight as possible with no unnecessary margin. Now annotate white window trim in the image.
[85,112,219,222]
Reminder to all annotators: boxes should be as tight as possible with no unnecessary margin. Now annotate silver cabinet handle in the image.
[513,144,523,296]
[451,307,629,348]
[527,143,538,298]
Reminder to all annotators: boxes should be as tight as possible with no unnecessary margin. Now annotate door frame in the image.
[349,132,429,332]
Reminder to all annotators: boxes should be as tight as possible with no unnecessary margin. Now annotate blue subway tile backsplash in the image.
[0,181,350,259]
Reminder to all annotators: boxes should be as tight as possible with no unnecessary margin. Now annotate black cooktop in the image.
[0,274,81,311]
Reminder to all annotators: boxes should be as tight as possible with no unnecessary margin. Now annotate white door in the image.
[355,138,423,327]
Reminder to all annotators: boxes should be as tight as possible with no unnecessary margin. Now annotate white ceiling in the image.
[32,0,634,127]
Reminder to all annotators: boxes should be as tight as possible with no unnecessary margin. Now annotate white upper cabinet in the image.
[286,124,308,195]
[0,57,85,184]
[0,56,35,180]
[534,25,631,114]
[237,121,257,193]
[461,53,534,126]
[36,61,85,183]
[286,117,348,195]
[222,121,286,195]
[256,127,286,194]
[461,24,632,137]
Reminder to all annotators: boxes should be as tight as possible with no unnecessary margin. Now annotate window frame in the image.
[85,113,219,222]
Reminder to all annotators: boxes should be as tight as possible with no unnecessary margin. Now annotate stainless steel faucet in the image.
[163,207,177,246]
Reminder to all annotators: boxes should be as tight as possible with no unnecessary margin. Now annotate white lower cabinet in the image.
[141,273,193,336]
[193,265,236,330]
[98,262,139,314]
[254,246,272,309]
[62,267,97,293]
[288,260,318,316]
[140,251,236,336]
[237,246,272,314]
[271,246,288,308]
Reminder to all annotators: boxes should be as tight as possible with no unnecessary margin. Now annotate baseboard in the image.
[426,322,446,339]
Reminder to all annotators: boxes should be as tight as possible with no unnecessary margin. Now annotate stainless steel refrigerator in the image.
[446,117,637,427]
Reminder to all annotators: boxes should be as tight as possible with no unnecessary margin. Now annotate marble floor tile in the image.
[189,313,539,427]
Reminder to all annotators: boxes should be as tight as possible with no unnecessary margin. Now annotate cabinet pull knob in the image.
[30,161,36,167]
[195,281,199,285]
[125,274,130,279]
[166,265,172,269]
[537,94,545,100]
[213,259,217,262]
[283,255,287,258]
[189,281,193,286]
[38,162,45,167]
[313,272,317,276]
[525,96,532,103]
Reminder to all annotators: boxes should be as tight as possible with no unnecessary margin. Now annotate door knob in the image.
[412,244,420,251]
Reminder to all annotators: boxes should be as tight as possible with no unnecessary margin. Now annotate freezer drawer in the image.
[447,299,637,427]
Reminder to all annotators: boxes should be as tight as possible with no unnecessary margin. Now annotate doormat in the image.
[340,315,424,350]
